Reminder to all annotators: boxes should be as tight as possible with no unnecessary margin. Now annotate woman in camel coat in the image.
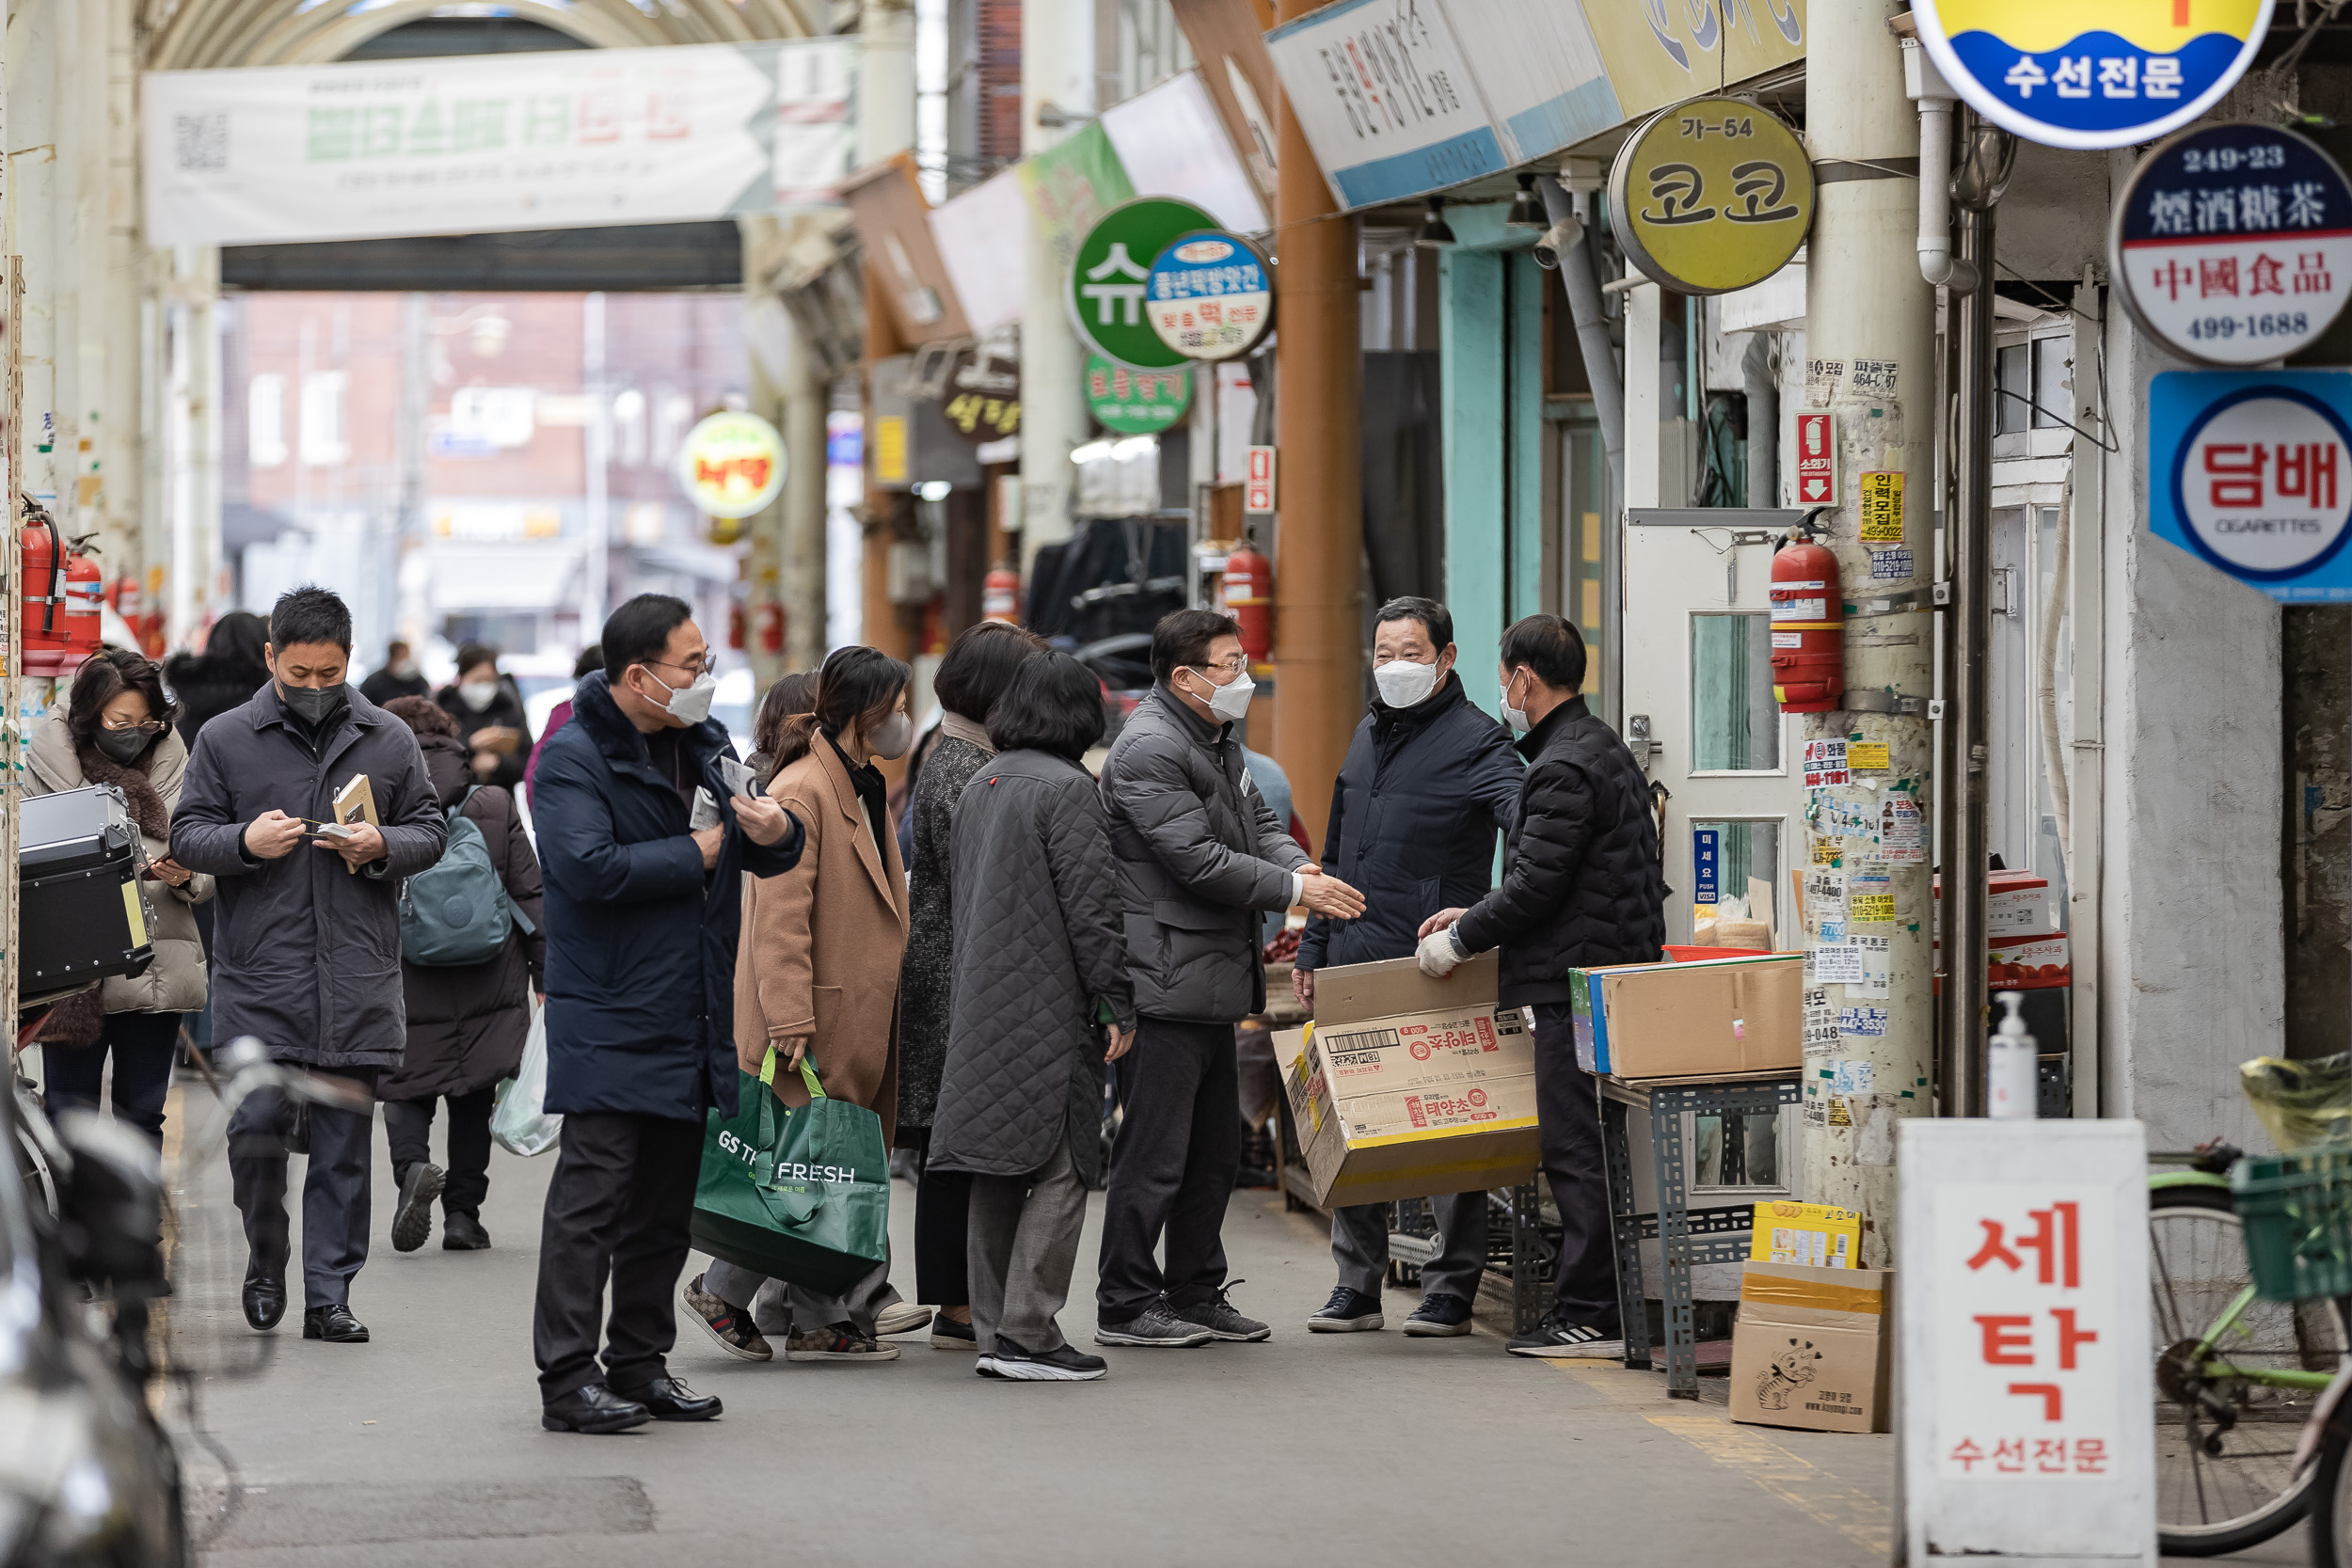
[689,644,917,1365]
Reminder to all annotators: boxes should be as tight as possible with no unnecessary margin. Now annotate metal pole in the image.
[1015,0,1089,582]
[1938,123,2006,1117]
[1798,0,1937,1264]
[1269,0,1362,853]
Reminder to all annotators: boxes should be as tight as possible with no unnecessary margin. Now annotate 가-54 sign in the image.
[2150,370,2352,601]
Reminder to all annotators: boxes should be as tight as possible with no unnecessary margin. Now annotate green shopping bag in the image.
[690,1048,891,1296]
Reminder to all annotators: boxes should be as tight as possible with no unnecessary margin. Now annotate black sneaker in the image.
[930,1315,977,1351]
[1170,1282,1271,1342]
[1307,1286,1385,1333]
[977,1338,1108,1381]
[1403,1291,1474,1338]
[441,1212,490,1251]
[390,1162,445,1253]
[1094,1302,1214,1347]
[1506,1309,1624,1359]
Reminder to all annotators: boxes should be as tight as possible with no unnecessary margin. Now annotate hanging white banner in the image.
[140,40,855,247]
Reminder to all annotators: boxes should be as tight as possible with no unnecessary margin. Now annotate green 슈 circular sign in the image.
[1068,197,1218,369]
[1086,354,1192,436]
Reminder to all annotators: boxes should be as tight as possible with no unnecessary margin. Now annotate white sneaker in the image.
[874,1302,933,1337]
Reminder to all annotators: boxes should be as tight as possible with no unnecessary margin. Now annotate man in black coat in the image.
[528,595,801,1434]
[1418,614,1665,1357]
[172,587,451,1346]
[1295,597,1523,1339]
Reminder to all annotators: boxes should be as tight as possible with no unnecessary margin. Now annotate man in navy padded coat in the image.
[1294,597,1522,1340]
[528,594,802,1434]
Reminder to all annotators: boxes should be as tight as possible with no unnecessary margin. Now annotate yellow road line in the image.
[1555,1365,1893,1558]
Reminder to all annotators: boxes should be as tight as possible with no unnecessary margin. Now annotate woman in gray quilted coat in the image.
[893,621,1042,1348]
[930,652,1135,1382]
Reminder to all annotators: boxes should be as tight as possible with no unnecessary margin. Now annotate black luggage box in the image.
[21,784,154,992]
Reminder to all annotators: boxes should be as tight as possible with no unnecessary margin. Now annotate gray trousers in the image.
[965,1135,1088,1356]
[705,1242,898,1338]
[1331,1191,1489,1304]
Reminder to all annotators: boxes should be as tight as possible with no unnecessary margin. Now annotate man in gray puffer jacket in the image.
[1093,610,1364,1348]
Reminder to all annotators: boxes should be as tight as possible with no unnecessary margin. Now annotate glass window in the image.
[1690,818,1782,926]
[1690,613,1779,771]
[1561,423,1612,713]
[1995,342,2030,435]
[2032,337,2069,431]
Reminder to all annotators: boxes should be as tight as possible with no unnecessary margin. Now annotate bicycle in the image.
[2150,1140,2350,1555]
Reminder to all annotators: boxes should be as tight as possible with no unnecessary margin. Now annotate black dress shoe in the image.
[242,1273,286,1332]
[542,1383,651,1434]
[441,1212,490,1251]
[612,1375,722,1421]
[302,1304,370,1343]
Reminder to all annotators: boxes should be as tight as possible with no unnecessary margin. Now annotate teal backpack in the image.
[399,787,535,966]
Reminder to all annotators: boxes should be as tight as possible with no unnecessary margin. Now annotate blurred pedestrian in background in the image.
[931,652,1132,1382]
[164,610,270,744]
[524,644,604,809]
[171,587,450,1347]
[1296,596,1521,1338]
[894,620,1043,1352]
[531,594,801,1433]
[1092,609,1363,1349]
[437,643,533,791]
[686,644,920,1365]
[374,696,546,1256]
[359,640,430,706]
[743,669,818,787]
[29,649,212,1144]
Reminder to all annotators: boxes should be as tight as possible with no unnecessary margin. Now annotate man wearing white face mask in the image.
[1295,597,1524,1338]
[1414,615,1665,1358]
[1093,610,1367,1348]
[436,642,534,791]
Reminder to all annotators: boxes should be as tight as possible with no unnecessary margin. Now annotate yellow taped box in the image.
[1748,1200,1861,1269]
[1728,1260,1893,1434]
[1274,952,1540,1211]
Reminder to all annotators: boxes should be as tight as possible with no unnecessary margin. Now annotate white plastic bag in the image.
[490,1005,563,1157]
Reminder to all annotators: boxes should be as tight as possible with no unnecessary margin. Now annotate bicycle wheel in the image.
[2314,1405,2352,1568]
[2153,1183,2349,1555]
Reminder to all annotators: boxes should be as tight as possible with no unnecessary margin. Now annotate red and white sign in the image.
[1245,445,1277,513]
[1899,1121,2153,1562]
[1794,410,1836,505]
[2181,394,2352,578]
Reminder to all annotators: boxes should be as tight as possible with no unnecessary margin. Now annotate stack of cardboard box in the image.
[1273,952,1542,1210]
[1568,952,1804,1079]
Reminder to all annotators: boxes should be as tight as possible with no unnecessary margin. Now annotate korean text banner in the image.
[141,40,856,247]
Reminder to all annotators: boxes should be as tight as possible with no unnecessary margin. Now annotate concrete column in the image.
[1269,0,1360,852]
[780,307,828,674]
[1017,0,1094,578]
[1798,0,1936,1264]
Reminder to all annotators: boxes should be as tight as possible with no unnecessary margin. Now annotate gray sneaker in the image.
[1094,1302,1214,1347]
[1171,1282,1271,1342]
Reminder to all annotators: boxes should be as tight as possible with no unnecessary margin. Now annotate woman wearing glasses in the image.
[27,647,214,1143]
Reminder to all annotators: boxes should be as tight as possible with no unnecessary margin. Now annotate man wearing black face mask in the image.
[172,586,451,1346]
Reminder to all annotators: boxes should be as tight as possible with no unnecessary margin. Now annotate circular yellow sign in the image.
[675,410,787,519]
[1608,98,1815,297]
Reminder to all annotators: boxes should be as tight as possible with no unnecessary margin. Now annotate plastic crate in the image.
[2233,1148,2352,1302]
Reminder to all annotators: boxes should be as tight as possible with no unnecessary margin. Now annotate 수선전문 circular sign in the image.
[1914,0,2274,151]
[1608,98,1814,297]
[675,410,787,519]
[2111,120,2352,367]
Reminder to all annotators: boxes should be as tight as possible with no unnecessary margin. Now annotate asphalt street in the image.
[153,1079,2247,1567]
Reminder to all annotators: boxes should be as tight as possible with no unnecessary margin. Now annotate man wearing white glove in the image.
[1415,616,1664,1358]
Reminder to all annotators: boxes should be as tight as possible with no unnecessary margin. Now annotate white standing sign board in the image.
[1899,1118,2154,1565]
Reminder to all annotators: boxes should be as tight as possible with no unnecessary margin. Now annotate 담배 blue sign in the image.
[1692,828,1720,907]
[1913,0,2275,152]
[2149,370,2352,601]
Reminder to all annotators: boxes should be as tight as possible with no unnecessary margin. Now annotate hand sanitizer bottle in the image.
[1988,990,2038,1121]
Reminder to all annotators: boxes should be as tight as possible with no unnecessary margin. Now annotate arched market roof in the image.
[140,0,816,71]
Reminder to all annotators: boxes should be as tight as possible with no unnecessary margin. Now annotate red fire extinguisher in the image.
[1222,541,1272,664]
[1768,527,1843,713]
[981,562,1021,625]
[755,600,785,657]
[21,510,102,676]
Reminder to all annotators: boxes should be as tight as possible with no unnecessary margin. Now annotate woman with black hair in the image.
[164,610,271,744]
[28,648,214,1142]
[685,644,921,1364]
[929,651,1135,1381]
[436,641,534,791]
[892,620,1043,1350]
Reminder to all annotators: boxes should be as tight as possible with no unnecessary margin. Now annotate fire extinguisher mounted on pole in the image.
[981,562,1020,625]
[1222,531,1272,668]
[1768,519,1844,713]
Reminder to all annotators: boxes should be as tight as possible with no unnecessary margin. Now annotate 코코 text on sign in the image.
[2111,121,2352,366]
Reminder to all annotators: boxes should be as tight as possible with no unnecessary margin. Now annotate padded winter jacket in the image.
[1297,672,1523,971]
[1454,695,1667,1007]
[1098,685,1309,1023]
[930,749,1135,1185]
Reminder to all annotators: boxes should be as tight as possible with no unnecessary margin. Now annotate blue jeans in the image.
[42,1010,182,1143]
